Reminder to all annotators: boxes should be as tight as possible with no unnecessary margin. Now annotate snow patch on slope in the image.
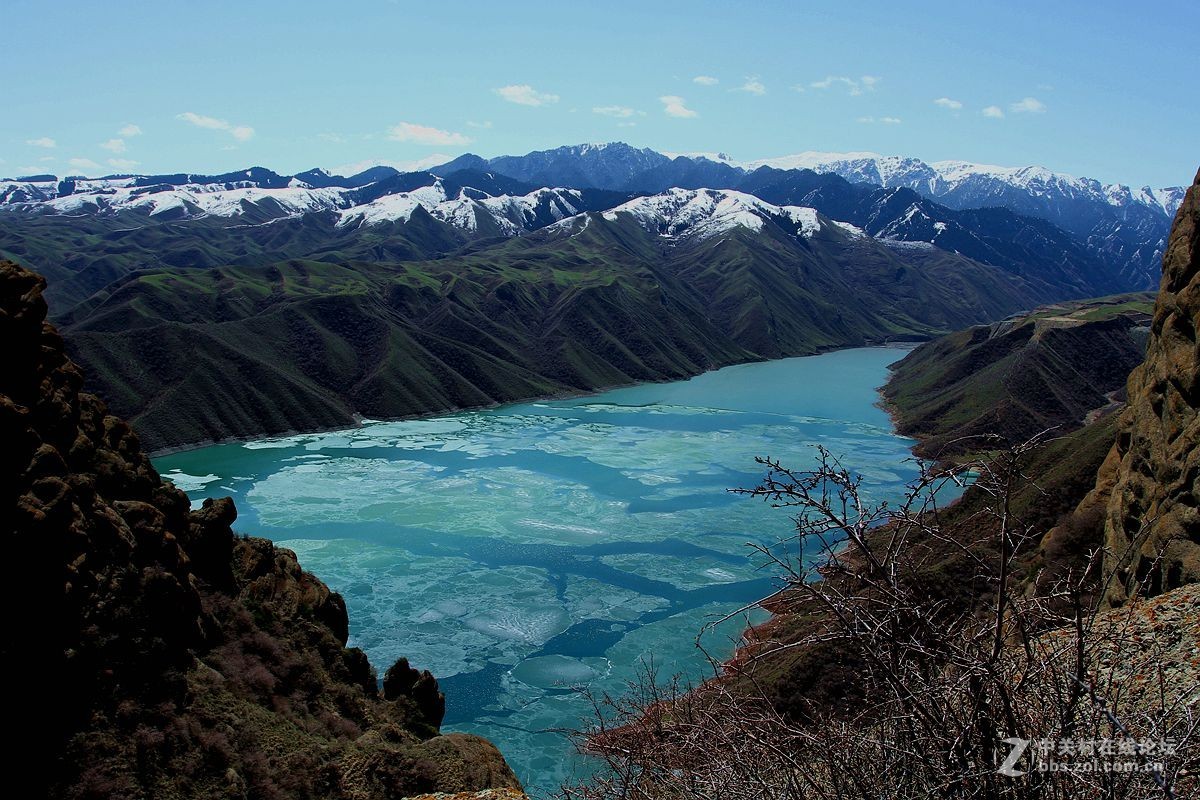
[739,151,1183,217]
[336,183,583,233]
[602,188,823,242]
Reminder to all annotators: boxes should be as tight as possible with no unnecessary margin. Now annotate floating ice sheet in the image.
[155,348,929,797]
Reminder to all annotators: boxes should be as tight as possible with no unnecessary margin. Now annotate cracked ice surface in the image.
[154,347,929,797]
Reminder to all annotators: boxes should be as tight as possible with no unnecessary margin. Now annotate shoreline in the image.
[147,338,928,459]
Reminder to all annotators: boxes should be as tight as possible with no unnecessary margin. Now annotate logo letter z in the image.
[998,737,1029,776]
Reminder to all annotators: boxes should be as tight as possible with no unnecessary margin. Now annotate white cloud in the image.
[68,157,101,172]
[593,105,636,118]
[659,95,698,118]
[1009,96,1046,113]
[982,105,1005,119]
[106,158,140,170]
[177,111,255,141]
[810,75,878,96]
[177,112,227,130]
[26,137,56,148]
[858,116,902,125]
[318,132,346,143]
[100,138,126,153]
[386,122,472,146]
[495,84,559,106]
[119,124,143,137]
[617,121,637,128]
[467,120,493,129]
[693,75,719,86]
[737,76,766,95]
[933,97,963,110]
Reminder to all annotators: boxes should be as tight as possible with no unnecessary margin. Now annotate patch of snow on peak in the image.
[542,212,591,237]
[602,188,822,241]
[832,220,866,238]
[338,186,585,234]
[880,238,936,252]
[336,193,424,227]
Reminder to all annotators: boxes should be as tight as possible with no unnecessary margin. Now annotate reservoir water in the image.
[154,347,921,795]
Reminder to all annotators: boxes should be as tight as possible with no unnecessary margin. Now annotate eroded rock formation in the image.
[1085,169,1200,603]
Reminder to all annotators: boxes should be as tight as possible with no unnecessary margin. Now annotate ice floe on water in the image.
[598,552,754,591]
[465,608,572,645]
[511,655,610,690]
[248,458,446,526]
[161,469,222,493]
[155,348,931,797]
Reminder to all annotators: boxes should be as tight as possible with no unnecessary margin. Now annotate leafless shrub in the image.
[562,437,1198,799]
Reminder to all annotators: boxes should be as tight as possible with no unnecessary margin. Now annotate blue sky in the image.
[3,0,1196,187]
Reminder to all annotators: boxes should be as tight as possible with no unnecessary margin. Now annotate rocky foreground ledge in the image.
[2,256,521,798]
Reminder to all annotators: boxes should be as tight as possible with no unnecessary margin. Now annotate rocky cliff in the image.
[1,259,520,798]
[1086,168,1200,604]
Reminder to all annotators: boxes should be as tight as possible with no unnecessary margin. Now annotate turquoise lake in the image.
[154,346,921,795]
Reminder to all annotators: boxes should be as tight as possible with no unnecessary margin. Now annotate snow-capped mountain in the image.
[437,142,672,190]
[430,143,1184,288]
[427,143,1183,220]
[336,183,585,235]
[729,151,1186,286]
[599,188,856,243]
[742,151,941,188]
[0,170,589,237]
[717,150,1185,220]
[0,144,1177,300]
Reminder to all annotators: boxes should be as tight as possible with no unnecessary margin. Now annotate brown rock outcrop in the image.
[1,260,520,798]
[1089,169,1200,603]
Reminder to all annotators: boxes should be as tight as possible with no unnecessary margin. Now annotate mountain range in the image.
[437,144,1184,289]
[2,143,1182,302]
[0,143,1187,450]
[51,190,1042,451]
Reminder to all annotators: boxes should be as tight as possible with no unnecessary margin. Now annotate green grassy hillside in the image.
[882,293,1154,459]
[51,210,1048,451]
